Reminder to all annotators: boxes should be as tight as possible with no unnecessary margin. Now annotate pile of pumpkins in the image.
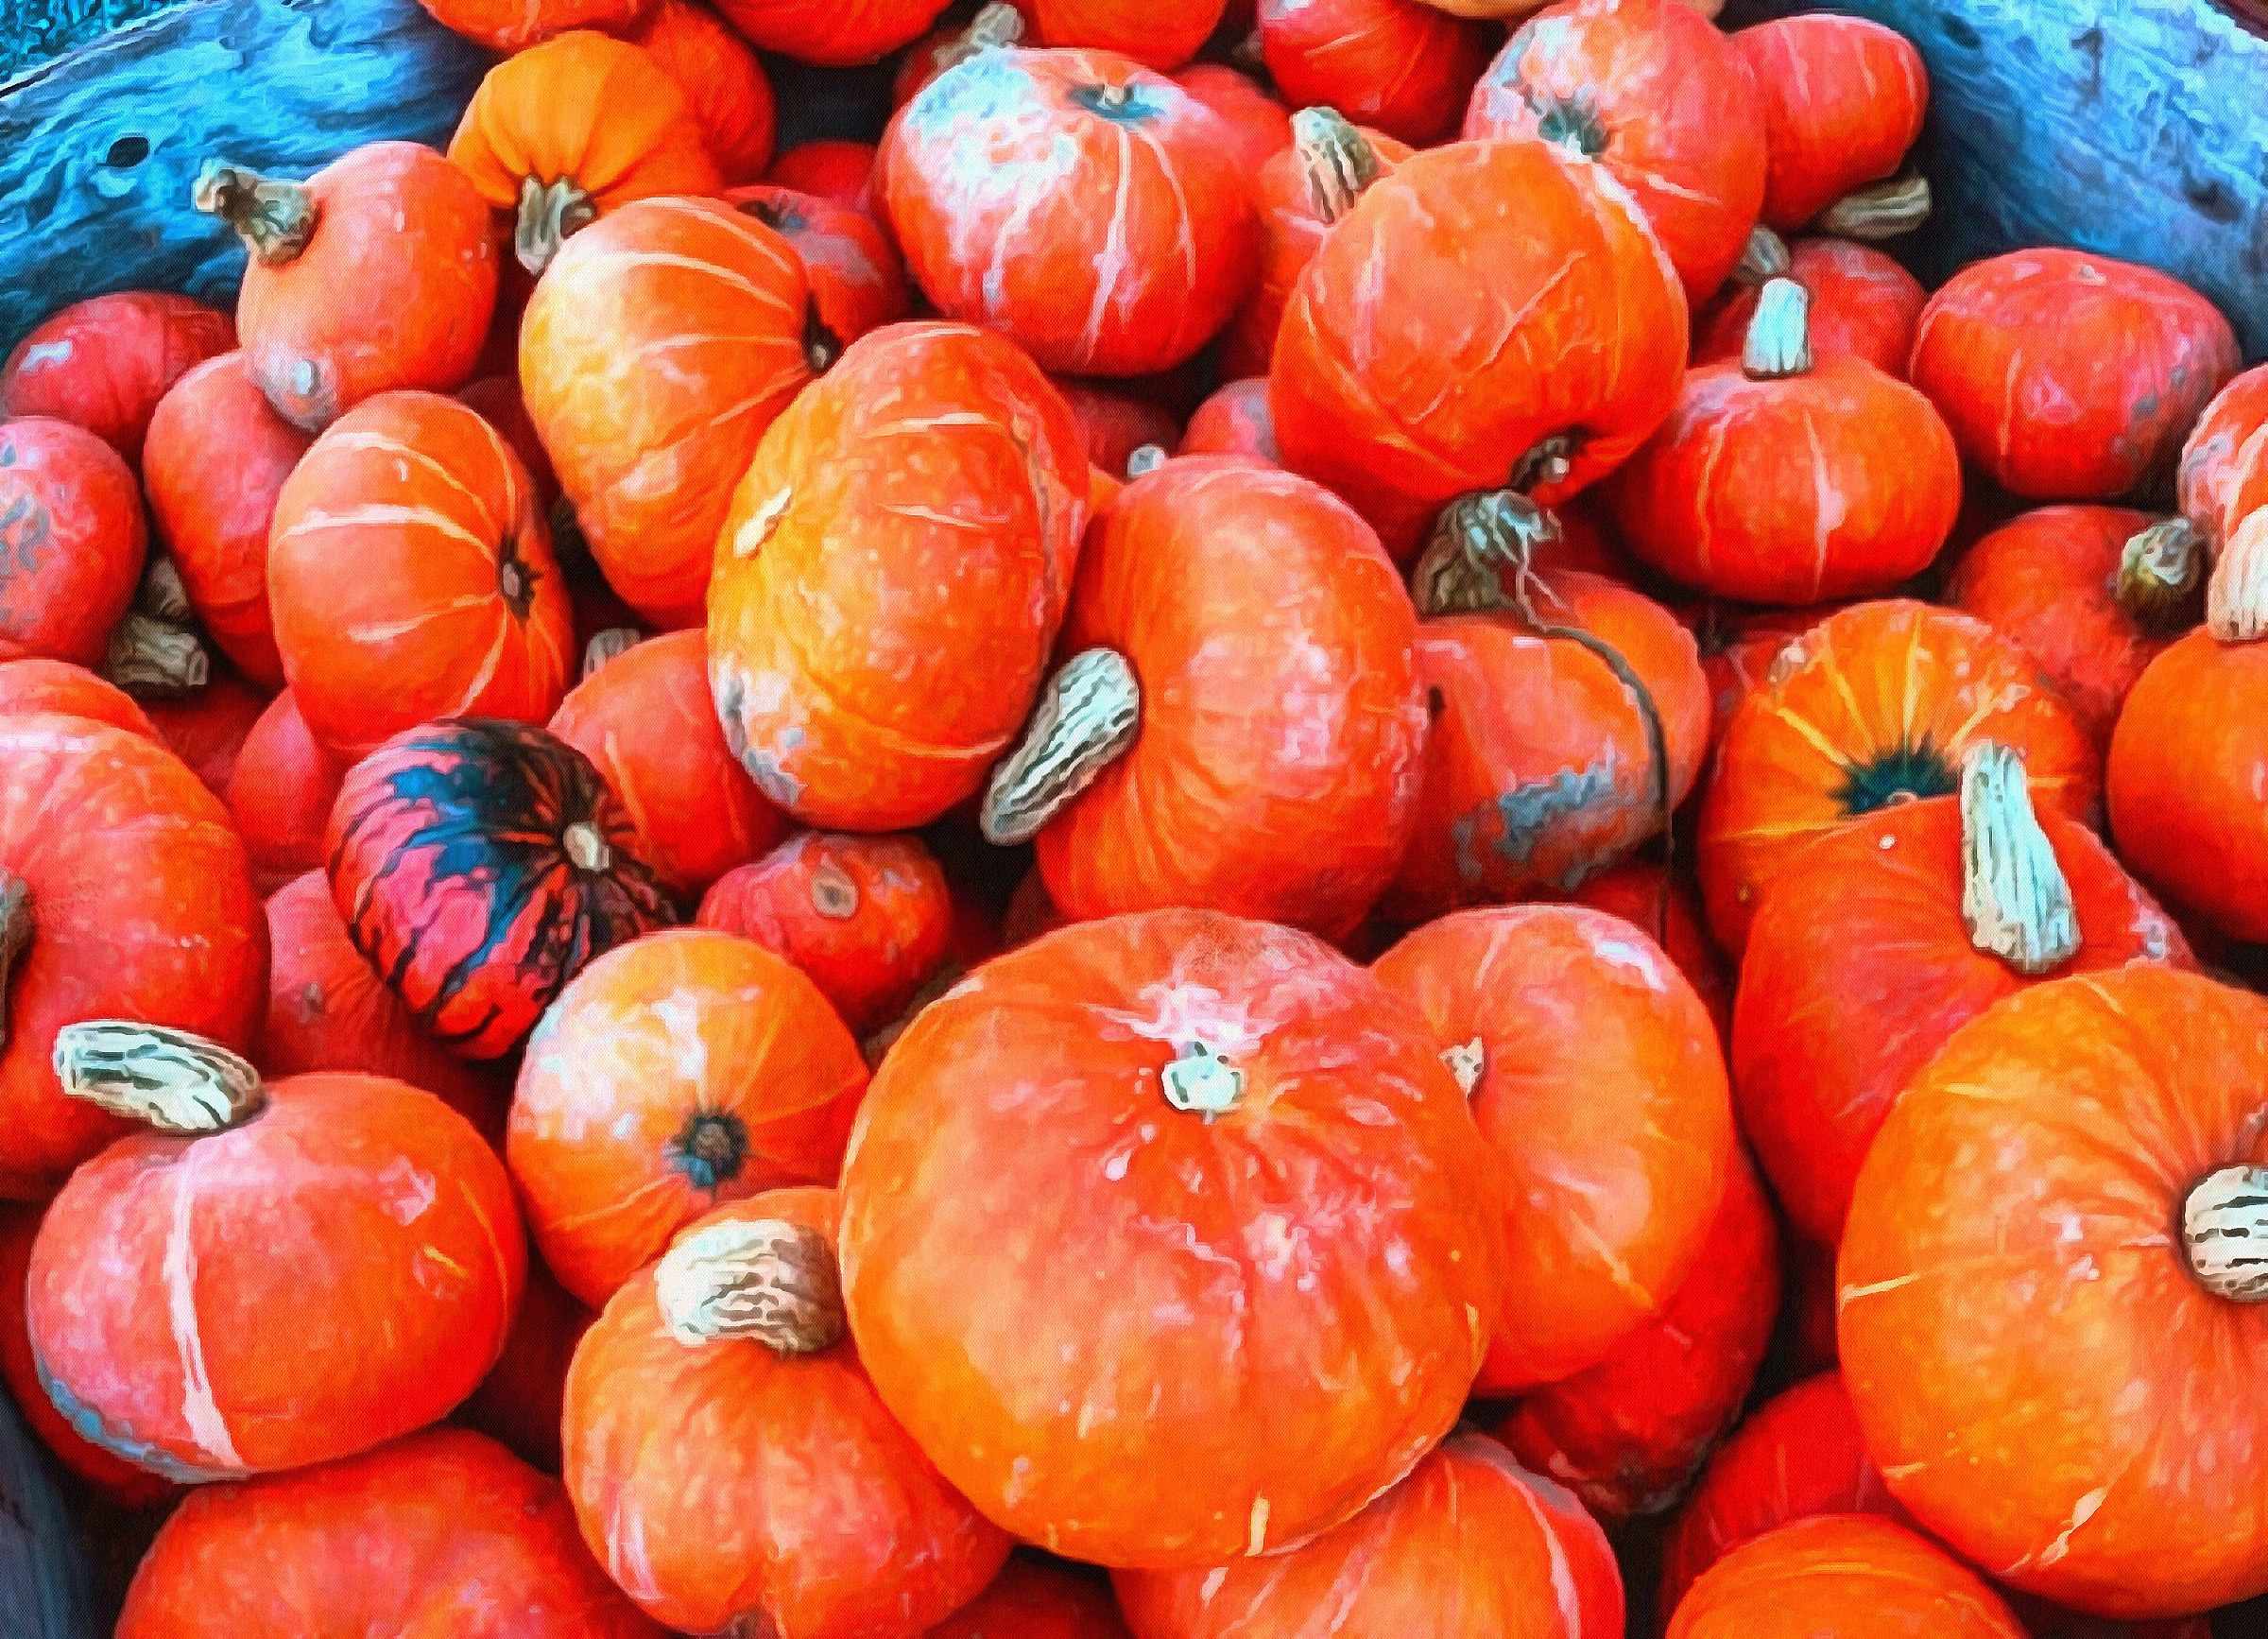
[0,0,2263,1632]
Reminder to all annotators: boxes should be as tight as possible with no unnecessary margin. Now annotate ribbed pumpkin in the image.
[2173,361,2268,552]
[1668,1517,2025,1639]
[0,417,146,668]
[1256,0,1491,147]
[1693,233,1925,376]
[1732,15,1930,233]
[226,688,349,893]
[0,291,233,461]
[0,658,153,737]
[930,1559,1131,1638]
[726,184,911,349]
[711,0,952,64]
[415,0,653,50]
[619,0,777,182]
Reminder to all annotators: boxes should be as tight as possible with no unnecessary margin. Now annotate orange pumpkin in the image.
[712,0,952,64]
[415,0,652,50]
[2174,361,2268,552]
[268,390,574,754]
[0,417,146,668]
[1169,63,1292,173]
[225,688,349,893]
[0,658,153,737]
[726,184,910,348]
[619,0,777,182]
[1560,858,1731,1040]
[1732,15,1929,233]
[841,910,1503,1568]
[1668,1517,2025,1639]
[0,291,232,462]
[707,321,1088,830]
[1256,0,1491,147]
[930,1559,1130,1638]
[196,142,497,429]
[564,1190,1011,1633]
[1693,233,1925,376]
[765,139,879,212]
[1178,376,1278,463]
[1020,0,1226,70]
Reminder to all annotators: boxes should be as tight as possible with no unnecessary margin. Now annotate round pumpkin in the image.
[712,0,951,64]
[885,45,1260,377]
[1021,0,1226,70]
[1169,63,1292,173]
[1112,1432,1624,1637]
[519,196,822,629]
[0,417,146,668]
[226,688,349,893]
[0,292,233,462]
[1256,0,1492,147]
[841,910,1503,1568]
[1909,250,2240,502]
[2174,361,2268,552]
[268,390,573,754]
[765,139,879,211]
[328,717,676,1061]
[1178,377,1278,463]
[707,321,1088,831]
[115,1428,659,1637]
[930,1559,1130,1638]
[565,1190,1011,1633]
[1560,858,1732,1040]
[1732,15,1930,232]
[461,1259,592,1473]
[414,0,653,50]
[620,0,777,182]
[142,673,270,798]
[1693,233,1925,375]
[1668,1516,2026,1639]
[725,184,910,349]
[195,141,497,429]
[27,1037,522,1479]
[0,658,153,737]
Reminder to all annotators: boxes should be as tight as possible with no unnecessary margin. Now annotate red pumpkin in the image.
[712,0,951,64]
[841,911,1503,1568]
[1732,15,1929,232]
[328,718,676,1061]
[1560,859,1731,1040]
[1668,1517,2025,1639]
[1052,380,1180,479]
[726,184,911,348]
[1019,0,1226,69]
[1910,250,2240,502]
[765,139,879,212]
[1694,234,1925,376]
[930,1559,1130,1638]
[885,46,1260,377]
[196,141,497,429]
[1256,0,1491,147]
[226,689,348,893]
[708,322,1088,831]
[115,1428,660,1636]
[28,1041,522,1479]
[1113,1433,1624,1637]
[619,0,777,182]
[141,673,269,799]
[564,1190,1011,1633]
[2174,361,2268,551]
[0,292,233,461]
[1178,377,1278,463]
[462,1259,593,1472]
[0,417,146,668]
[0,658,153,737]
[415,0,653,51]
[1169,63,1292,173]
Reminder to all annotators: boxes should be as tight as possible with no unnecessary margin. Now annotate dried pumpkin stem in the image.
[53,1022,265,1133]
[655,1216,847,1353]
[2183,1165,2268,1302]
[105,613,210,699]
[0,872,29,1054]
[1125,443,1168,479]
[1958,742,2080,975]
[2116,518,2206,632]
[136,555,193,625]
[580,627,641,680]
[1412,491,1563,618]
[942,1,1023,69]
[1160,1041,1244,1119]
[1733,224,1792,286]
[193,161,318,267]
[2207,510,2268,643]
[515,176,598,278]
[1741,277,1815,380]
[1291,107,1383,224]
[980,648,1141,846]
[1816,171,1932,239]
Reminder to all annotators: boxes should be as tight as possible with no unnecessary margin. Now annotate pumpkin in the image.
[1607,278,1962,603]
[547,630,784,895]
[519,196,821,630]
[268,390,574,754]
[0,418,146,669]
[930,1559,1130,1638]
[27,1033,522,1479]
[1841,966,2268,1615]
[0,658,153,738]
[456,374,560,509]
[2173,361,2268,552]
[841,910,1503,1568]
[1465,0,1766,305]
[0,713,266,1199]
[1271,140,1687,560]
[1178,377,1278,463]
[1256,0,1492,147]
[696,832,953,1034]
[0,292,233,462]
[1696,599,2099,953]
[1946,506,2202,746]
[142,353,309,687]
[707,322,1088,831]
[1689,600,1822,745]
[1560,858,1732,1040]
[327,717,676,1061]
[1112,1433,1624,1637]
[226,689,349,893]
[1732,15,1930,233]
[1020,0,1227,70]
[712,0,952,64]
[983,457,1427,938]
[726,184,910,348]
[1693,233,1925,376]
[415,0,652,50]
[1667,1517,2026,1639]
[1170,64,1292,173]
[1909,250,2240,502]
[141,673,269,799]
[619,0,777,183]
[115,1428,660,1637]
[564,1191,1012,1633]
[884,46,1260,378]
[462,1260,592,1472]
[765,139,879,212]
[195,142,498,430]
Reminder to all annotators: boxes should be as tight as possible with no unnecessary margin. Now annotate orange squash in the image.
[1732,15,1929,233]
[1170,63,1292,173]
[1020,0,1227,71]
[1668,1517,2024,1639]
[1256,0,1491,147]
[726,184,911,348]
[0,658,154,737]
[0,290,233,462]
[225,688,349,893]
[930,1559,1130,1638]
[765,139,879,212]
[619,0,777,182]
[712,0,953,64]
[1178,377,1279,463]
[1693,234,1925,377]
[0,418,146,668]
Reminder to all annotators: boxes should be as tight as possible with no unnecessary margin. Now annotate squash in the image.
[1668,1517,2025,1639]
[0,291,232,462]
[0,659,153,738]
[1731,15,1930,233]
[1692,233,1925,376]
[618,0,777,183]
[141,674,270,798]
[415,0,653,51]
[1255,0,1492,147]
[725,184,911,349]
[225,688,349,893]
[1169,63,1292,173]
[765,139,879,212]
[1020,0,1228,71]
[931,1559,1130,1638]
[1053,380,1182,479]
[2172,362,2268,554]
[0,418,146,668]
[1178,378,1279,463]
[711,0,953,65]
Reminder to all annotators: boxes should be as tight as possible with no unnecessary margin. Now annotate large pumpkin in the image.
[619,0,777,182]
[841,910,1503,1568]
[414,0,652,50]
[226,689,349,893]
[711,0,951,64]
[1732,15,1930,233]
[0,418,146,669]
[725,184,911,349]
[0,291,233,462]
[1255,0,1491,147]
[707,322,1088,831]
[327,717,676,1061]
[1692,233,1925,376]
[27,1036,522,1479]
[564,1191,1011,1634]
[931,1559,1131,1638]
[1668,1516,2025,1639]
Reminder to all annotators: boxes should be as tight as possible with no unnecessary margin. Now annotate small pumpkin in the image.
[414,0,652,50]
[726,184,911,348]
[461,1260,592,1473]
[1732,15,1930,233]
[2173,361,2268,552]
[1020,0,1227,71]
[0,658,153,737]
[0,418,146,668]
[1256,0,1492,147]
[1170,63,1292,172]
[1668,1517,2025,1639]
[930,1559,1130,1638]
[1178,377,1279,464]
[226,689,350,893]
[619,0,777,182]
[195,141,498,429]
[711,0,952,64]
[1693,232,1925,376]
[765,139,879,211]
[0,292,233,462]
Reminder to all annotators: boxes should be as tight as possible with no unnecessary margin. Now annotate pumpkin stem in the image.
[941,1,1023,70]
[515,176,597,278]
[654,1216,847,1353]
[105,613,211,699]
[580,627,641,679]
[1442,1037,1486,1097]
[193,161,318,267]
[1125,443,1168,479]
[1741,277,1814,380]
[2114,518,2205,633]
[1816,171,1932,240]
[52,1022,265,1134]
[1958,742,2080,975]
[1733,224,1792,286]
[561,820,613,873]
[0,871,29,1055]
[810,861,860,920]
[2207,509,2268,643]
[1412,491,1562,618]
[137,555,194,625]
[980,647,1142,846]
[1160,1041,1245,1119]
[2182,1165,2268,1302]
[1290,107,1383,224]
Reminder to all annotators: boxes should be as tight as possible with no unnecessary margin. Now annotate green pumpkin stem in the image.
[980,648,1141,846]
[52,1022,265,1134]
[193,162,318,267]
[515,176,597,278]
[1741,278,1815,381]
[1958,742,2080,975]
[655,1217,847,1353]
[1291,107,1383,224]
[2116,518,2206,632]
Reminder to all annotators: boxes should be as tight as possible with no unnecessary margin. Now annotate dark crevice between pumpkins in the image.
[671,1109,751,1193]
[804,300,843,376]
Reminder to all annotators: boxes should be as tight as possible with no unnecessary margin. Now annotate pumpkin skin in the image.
[620,0,777,182]
[227,689,350,894]
[1021,0,1227,71]
[0,714,266,1199]
[1256,0,1492,147]
[1694,237,1925,376]
[1668,1516,2026,1639]
[508,928,868,1306]
[456,373,559,509]
[461,1259,592,1472]
[143,353,309,686]
[707,322,1089,831]
[519,196,820,630]
[726,184,910,349]
[1560,859,1731,1041]
[28,1069,523,1480]
[713,0,952,64]
[929,1559,1129,1638]
[766,139,879,212]
[0,292,233,462]
[0,417,146,668]
[1909,250,2241,502]
[1732,16,1929,231]
[1113,1433,1624,1638]
[885,48,1260,378]
[1373,906,1733,1392]
[268,390,574,755]
[1840,968,2268,1617]
[115,1428,661,1637]
[1169,64,1292,173]
[1178,377,1278,464]
[0,658,153,737]
[327,718,676,1061]
[1271,140,1687,559]
[1465,0,1767,306]
[416,0,652,50]
[143,674,271,799]
[2174,361,2268,549]
[1696,600,2099,953]
[564,1189,1012,1636]
[841,910,1503,1569]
